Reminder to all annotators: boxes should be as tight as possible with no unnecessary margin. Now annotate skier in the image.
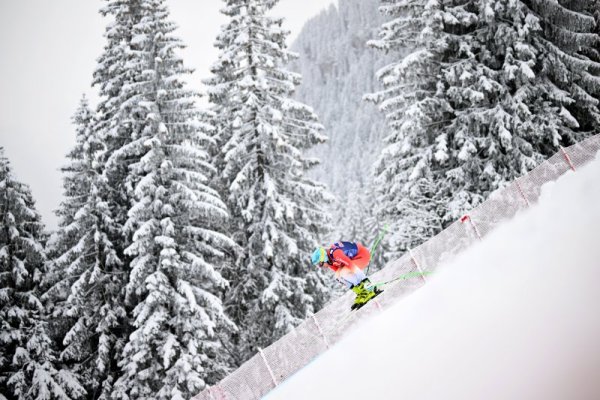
[311,241,382,310]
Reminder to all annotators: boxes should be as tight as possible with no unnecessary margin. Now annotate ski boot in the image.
[350,282,368,310]
[350,279,383,310]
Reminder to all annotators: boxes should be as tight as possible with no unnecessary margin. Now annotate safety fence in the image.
[192,134,600,400]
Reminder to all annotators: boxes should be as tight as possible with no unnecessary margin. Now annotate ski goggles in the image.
[311,247,327,266]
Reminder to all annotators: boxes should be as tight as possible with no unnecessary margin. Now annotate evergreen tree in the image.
[44,97,126,400]
[93,0,143,232]
[74,3,149,393]
[368,0,600,257]
[106,1,236,398]
[592,3,600,114]
[526,0,600,140]
[434,0,600,223]
[435,0,548,223]
[53,96,97,229]
[205,0,332,362]
[0,149,85,400]
[366,0,449,259]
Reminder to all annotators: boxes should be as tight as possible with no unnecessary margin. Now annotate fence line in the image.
[408,247,427,283]
[192,134,600,400]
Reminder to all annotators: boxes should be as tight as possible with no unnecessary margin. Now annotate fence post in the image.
[515,178,530,207]
[374,298,383,311]
[461,215,482,241]
[206,386,215,400]
[560,146,576,171]
[258,347,278,388]
[408,247,427,283]
[206,385,226,400]
[311,313,330,349]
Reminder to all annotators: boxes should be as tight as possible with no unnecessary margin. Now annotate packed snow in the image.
[266,153,600,400]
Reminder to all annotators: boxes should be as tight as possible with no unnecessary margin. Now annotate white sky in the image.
[266,153,600,400]
[0,0,337,229]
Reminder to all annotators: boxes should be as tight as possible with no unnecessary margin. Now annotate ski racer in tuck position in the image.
[311,241,382,310]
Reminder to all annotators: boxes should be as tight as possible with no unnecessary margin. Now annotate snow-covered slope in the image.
[266,154,600,400]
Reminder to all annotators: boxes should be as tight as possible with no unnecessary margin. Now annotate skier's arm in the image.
[327,263,340,272]
[332,249,351,267]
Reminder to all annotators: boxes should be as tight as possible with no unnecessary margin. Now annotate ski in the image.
[349,270,431,311]
[366,270,431,291]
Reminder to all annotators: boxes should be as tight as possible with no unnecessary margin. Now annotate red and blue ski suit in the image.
[325,242,371,287]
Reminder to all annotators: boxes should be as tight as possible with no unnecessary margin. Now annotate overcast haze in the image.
[0,0,337,229]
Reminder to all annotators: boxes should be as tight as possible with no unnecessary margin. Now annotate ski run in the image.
[266,153,600,400]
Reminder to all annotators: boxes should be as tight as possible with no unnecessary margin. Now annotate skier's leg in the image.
[342,263,383,310]
[338,266,372,309]
[338,265,365,287]
[336,268,357,288]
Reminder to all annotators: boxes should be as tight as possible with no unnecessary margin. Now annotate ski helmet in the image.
[311,247,327,266]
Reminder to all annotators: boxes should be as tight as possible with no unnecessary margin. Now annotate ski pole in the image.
[366,270,432,290]
[369,223,389,255]
[366,223,389,275]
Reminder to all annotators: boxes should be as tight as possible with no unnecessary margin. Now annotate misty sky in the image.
[0,0,337,229]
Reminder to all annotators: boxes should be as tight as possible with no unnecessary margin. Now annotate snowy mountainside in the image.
[290,0,395,242]
[265,153,600,399]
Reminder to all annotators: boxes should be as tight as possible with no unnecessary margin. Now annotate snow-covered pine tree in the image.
[107,1,236,398]
[592,2,600,114]
[527,0,600,141]
[53,96,97,230]
[368,0,600,258]
[433,0,551,223]
[422,0,600,222]
[205,0,332,362]
[77,4,148,392]
[366,0,449,260]
[44,96,126,400]
[0,149,85,400]
[93,0,147,236]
